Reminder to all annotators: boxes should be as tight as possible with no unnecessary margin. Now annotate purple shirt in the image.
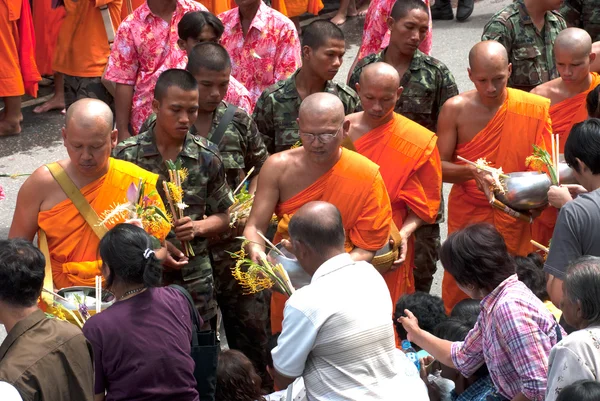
[83,287,199,401]
[450,275,564,401]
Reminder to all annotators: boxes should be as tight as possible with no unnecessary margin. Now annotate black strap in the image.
[210,104,237,147]
[169,284,202,346]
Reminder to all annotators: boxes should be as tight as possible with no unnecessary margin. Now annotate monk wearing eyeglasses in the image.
[244,92,393,334]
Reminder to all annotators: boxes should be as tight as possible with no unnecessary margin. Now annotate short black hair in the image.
[154,69,199,101]
[564,256,600,326]
[440,223,516,293]
[301,20,344,49]
[186,42,232,75]
[0,239,45,307]
[178,11,224,41]
[99,224,162,289]
[565,118,600,175]
[450,299,481,328]
[288,203,346,253]
[556,380,600,401]
[515,253,549,302]
[586,84,600,118]
[390,0,429,20]
[394,292,446,344]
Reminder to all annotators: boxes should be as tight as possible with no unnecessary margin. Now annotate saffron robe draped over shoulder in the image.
[270,148,393,333]
[37,158,163,290]
[33,0,65,76]
[531,72,600,248]
[442,88,552,313]
[353,113,442,304]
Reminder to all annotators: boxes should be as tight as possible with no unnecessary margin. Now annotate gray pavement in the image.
[0,0,511,342]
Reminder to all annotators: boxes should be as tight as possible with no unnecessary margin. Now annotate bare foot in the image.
[0,120,21,136]
[33,94,65,114]
[357,0,369,16]
[0,110,23,122]
[331,12,348,25]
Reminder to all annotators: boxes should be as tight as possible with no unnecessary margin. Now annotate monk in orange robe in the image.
[244,92,393,334]
[0,0,40,136]
[530,28,600,249]
[9,99,165,290]
[437,41,551,313]
[347,63,441,304]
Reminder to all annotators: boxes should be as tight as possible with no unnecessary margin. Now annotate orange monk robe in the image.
[531,72,600,248]
[38,158,164,290]
[273,0,322,18]
[120,0,144,19]
[33,0,65,76]
[353,113,442,304]
[442,88,552,313]
[271,148,393,333]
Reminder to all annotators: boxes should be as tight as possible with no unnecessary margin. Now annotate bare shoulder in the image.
[443,91,475,110]
[530,79,557,99]
[262,149,299,175]
[23,163,61,193]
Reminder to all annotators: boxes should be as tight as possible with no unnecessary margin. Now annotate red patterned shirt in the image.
[219,3,301,106]
[227,75,253,114]
[105,0,207,134]
[358,0,432,61]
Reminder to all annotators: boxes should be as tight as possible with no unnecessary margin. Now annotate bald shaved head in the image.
[299,92,345,125]
[65,98,114,135]
[469,41,509,70]
[555,28,593,56]
[359,62,401,89]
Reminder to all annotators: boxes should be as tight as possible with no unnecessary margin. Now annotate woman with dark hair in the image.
[83,224,199,401]
[556,380,600,401]
[216,350,265,401]
[546,256,600,401]
[400,223,563,401]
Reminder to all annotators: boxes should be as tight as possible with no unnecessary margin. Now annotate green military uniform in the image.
[114,128,234,323]
[253,69,361,154]
[561,0,600,42]
[349,48,457,292]
[138,102,272,388]
[482,0,566,92]
[349,49,458,133]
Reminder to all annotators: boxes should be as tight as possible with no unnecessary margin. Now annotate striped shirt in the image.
[272,253,428,401]
[450,275,564,401]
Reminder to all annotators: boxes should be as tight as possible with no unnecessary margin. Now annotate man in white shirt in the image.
[271,201,429,401]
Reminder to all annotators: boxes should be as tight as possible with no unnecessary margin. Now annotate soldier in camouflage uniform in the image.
[141,44,272,388]
[115,69,234,329]
[561,0,600,42]
[482,0,566,92]
[349,0,458,292]
[253,20,360,154]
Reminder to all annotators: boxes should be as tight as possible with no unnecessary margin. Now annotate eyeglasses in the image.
[299,124,343,144]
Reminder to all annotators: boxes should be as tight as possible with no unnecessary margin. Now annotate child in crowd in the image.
[215,350,265,401]
[450,299,480,328]
[515,253,562,321]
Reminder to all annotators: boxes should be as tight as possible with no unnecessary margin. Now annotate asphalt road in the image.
[0,0,511,341]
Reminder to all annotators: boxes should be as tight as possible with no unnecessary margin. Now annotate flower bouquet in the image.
[525,142,559,185]
[229,236,295,297]
[163,160,194,257]
[99,179,171,247]
[43,289,95,328]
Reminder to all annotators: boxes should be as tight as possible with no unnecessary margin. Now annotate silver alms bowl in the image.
[558,162,578,185]
[268,243,312,290]
[56,286,115,311]
[495,171,552,211]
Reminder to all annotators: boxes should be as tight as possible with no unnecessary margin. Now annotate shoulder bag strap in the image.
[169,284,202,346]
[39,230,54,304]
[45,162,108,240]
[127,0,133,15]
[210,104,238,147]
[99,4,115,45]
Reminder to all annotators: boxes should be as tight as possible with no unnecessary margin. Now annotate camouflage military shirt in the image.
[482,0,566,92]
[140,102,268,191]
[560,0,600,42]
[253,69,361,154]
[114,127,234,285]
[348,49,459,133]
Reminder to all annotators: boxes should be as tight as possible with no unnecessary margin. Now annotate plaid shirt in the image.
[450,275,563,401]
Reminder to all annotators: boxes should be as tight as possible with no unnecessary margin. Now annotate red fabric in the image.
[18,0,40,97]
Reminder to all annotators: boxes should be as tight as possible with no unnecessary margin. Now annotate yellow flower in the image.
[167,182,184,204]
[525,155,546,172]
[178,168,189,183]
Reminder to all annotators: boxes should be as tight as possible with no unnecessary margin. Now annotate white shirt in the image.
[272,253,428,401]
[0,382,24,401]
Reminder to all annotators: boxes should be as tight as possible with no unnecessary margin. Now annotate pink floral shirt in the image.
[227,75,254,114]
[105,0,207,134]
[219,3,301,105]
[358,0,432,61]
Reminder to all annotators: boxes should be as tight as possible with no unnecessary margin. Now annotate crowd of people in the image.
[2,0,600,400]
